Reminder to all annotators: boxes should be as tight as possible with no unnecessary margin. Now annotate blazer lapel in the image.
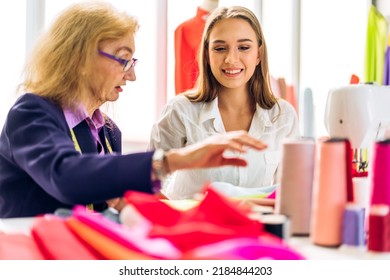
[72,121,97,154]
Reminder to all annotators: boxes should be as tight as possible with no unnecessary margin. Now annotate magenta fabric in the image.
[183,237,305,260]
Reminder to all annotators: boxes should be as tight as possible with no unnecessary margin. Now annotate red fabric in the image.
[31,216,102,260]
[125,185,264,252]
[0,232,45,260]
[174,7,209,94]
[285,85,298,114]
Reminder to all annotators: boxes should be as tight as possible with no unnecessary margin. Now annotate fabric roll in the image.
[31,216,102,260]
[370,139,390,206]
[310,138,352,247]
[275,137,315,235]
[0,233,45,260]
[71,205,181,259]
[364,5,387,85]
[65,217,156,260]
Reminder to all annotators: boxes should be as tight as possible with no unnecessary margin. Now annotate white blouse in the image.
[148,94,300,199]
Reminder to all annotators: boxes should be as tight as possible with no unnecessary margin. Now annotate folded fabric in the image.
[65,217,156,260]
[182,237,305,260]
[209,181,273,198]
[71,205,181,259]
[31,215,102,260]
[266,190,276,199]
[124,186,264,252]
[0,232,45,260]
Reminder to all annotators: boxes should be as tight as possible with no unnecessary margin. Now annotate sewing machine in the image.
[324,84,390,173]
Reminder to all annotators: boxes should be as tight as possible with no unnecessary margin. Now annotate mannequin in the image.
[174,0,219,94]
[200,0,219,12]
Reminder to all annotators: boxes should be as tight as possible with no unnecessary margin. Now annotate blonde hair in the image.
[185,6,277,110]
[21,1,139,108]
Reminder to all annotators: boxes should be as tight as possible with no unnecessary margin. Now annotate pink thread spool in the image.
[370,139,390,206]
[275,137,315,235]
[310,138,351,247]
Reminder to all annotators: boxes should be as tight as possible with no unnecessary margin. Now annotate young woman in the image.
[149,6,299,199]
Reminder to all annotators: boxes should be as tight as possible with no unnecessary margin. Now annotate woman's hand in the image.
[165,130,267,172]
[106,197,127,212]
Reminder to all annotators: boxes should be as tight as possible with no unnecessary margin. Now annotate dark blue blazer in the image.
[0,94,154,218]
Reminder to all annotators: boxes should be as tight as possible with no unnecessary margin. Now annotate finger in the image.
[226,138,266,153]
[236,137,268,150]
[221,157,248,166]
[225,141,247,153]
[227,132,267,150]
[106,198,120,208]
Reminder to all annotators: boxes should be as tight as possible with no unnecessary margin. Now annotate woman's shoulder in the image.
[167,94,192,105]
[10,93,62,116]
[17,93,53,105]
[165,93,203,112]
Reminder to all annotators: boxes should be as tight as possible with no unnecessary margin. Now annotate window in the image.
[301,0,367,137]
[0,2,26,129]
[46,1,161,146]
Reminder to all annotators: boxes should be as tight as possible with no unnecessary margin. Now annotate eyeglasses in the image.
[98,50,138,72]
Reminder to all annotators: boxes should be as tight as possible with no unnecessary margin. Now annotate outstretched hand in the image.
[166,130,267,172]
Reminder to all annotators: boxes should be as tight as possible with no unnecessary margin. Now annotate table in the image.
[2,217,390,260]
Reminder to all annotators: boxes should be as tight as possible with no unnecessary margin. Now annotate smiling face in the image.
[208,18,260,93]
[92,32,136,107]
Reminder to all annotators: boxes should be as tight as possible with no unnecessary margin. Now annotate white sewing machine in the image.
[324,84,390,172]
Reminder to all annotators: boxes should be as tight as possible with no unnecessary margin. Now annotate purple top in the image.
[63,105,105,155]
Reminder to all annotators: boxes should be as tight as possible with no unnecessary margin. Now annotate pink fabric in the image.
[267,190,276,199]
[71,205,181,259]
[0,232,45,260]
[182,237,305,260]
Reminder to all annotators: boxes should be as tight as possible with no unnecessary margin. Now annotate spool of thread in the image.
[259,214,290,240]
[367,204,390,252]
[310,138,352,247]
[342,204,365,247]
[370,139,390,206]
[275,137,315,235]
